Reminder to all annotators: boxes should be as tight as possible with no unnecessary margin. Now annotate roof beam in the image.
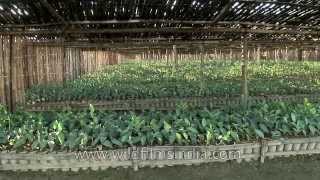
[1,21,318,31]
[66,20,320,30]
[24,40,319,49]
[212,0,234,23]
[237,0,320,8]
[39,0,66,24]
[1,26,319,35]
[66,27,320,35]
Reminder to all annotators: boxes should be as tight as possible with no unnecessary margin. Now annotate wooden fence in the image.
[138,45,320,62]
[25,94,320,112]
[0,36,121,110]
[1,136,320,171]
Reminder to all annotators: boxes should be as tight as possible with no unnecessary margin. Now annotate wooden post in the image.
[298,46,303,61]
[214,48,217,60]
[172,45,177,68]
[200,45,205,95]
[62,40,66,84]
[316,46,319,61]
[8,35,13,111]
[257,45,261,62]
[285,46,289,61]
[241,36,249,107]
[166,49,169,65]
[200,45,204,64]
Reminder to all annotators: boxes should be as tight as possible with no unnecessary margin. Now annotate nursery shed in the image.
[1,0,320,174]
[0,0,319,111]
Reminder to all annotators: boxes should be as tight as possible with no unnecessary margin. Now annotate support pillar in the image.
[257,46,261,62]
[241,36,249,107]
[285,46,289,61]
[165,49,169,65]
[199,45,205,95]
[172,45,177,68]
[298,47,303,61]
[9,35,13,111]
[316,46,320,61]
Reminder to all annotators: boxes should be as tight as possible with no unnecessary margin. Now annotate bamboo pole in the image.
[200,45,205,96]
[8,35,13,111]
[172,45,177,68]
[62,41,66,83]
[316,46,319,61]
[298,46,303,61]
[285,46,289,61]
[166,49,169,65]
[241,36,249,107]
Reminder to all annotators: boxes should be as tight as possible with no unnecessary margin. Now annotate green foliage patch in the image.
[1,101,320,151]
[26,60,320,103]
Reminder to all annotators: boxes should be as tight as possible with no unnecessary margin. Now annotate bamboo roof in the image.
[0,0,319,41]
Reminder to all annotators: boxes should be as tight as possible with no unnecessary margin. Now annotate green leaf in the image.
[31,141,39,150]
[57,132,65,145]
[111,138,123,147]
[89,104,95,115]
[53,120,63,132]
[291,113,296,122]
[259,124,269,133]
[255,129,265,138]
[169,133,176,144]
[271,130,281,138]
[230,131,240,142]
[201,119,207,128]
[154,132,163,144]
[13,137,26,149]
[39,138,48,150]
[92,137,100,146]
[120,134,129,143]
[176,133,182,144]
[150,119,159,131]
[188,127,198,134]
[102,140,113,148]
[0,130,7,144]
[206,131,213,145]
[309,125,316,136]
[182,132,189,140]
[163,121,171,132]
[80,133,88,146]
[141,136,147,145]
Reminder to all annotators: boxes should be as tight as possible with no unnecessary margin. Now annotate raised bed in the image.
[25,94,320,111]
[1,137,320,172]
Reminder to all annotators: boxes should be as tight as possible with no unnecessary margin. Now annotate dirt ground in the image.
[1,156,320,180]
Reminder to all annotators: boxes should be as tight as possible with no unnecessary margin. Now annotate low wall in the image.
[1,137,320,172]
[1,155,320,180]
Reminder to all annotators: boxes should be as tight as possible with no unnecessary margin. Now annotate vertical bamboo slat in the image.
[0,37,120,110]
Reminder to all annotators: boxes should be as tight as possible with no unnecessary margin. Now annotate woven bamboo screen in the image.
[138,46,320,62]
[0,36,120,110]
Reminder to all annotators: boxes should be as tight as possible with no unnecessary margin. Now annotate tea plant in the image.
[1,100,320,151]
[25,60,320,103]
